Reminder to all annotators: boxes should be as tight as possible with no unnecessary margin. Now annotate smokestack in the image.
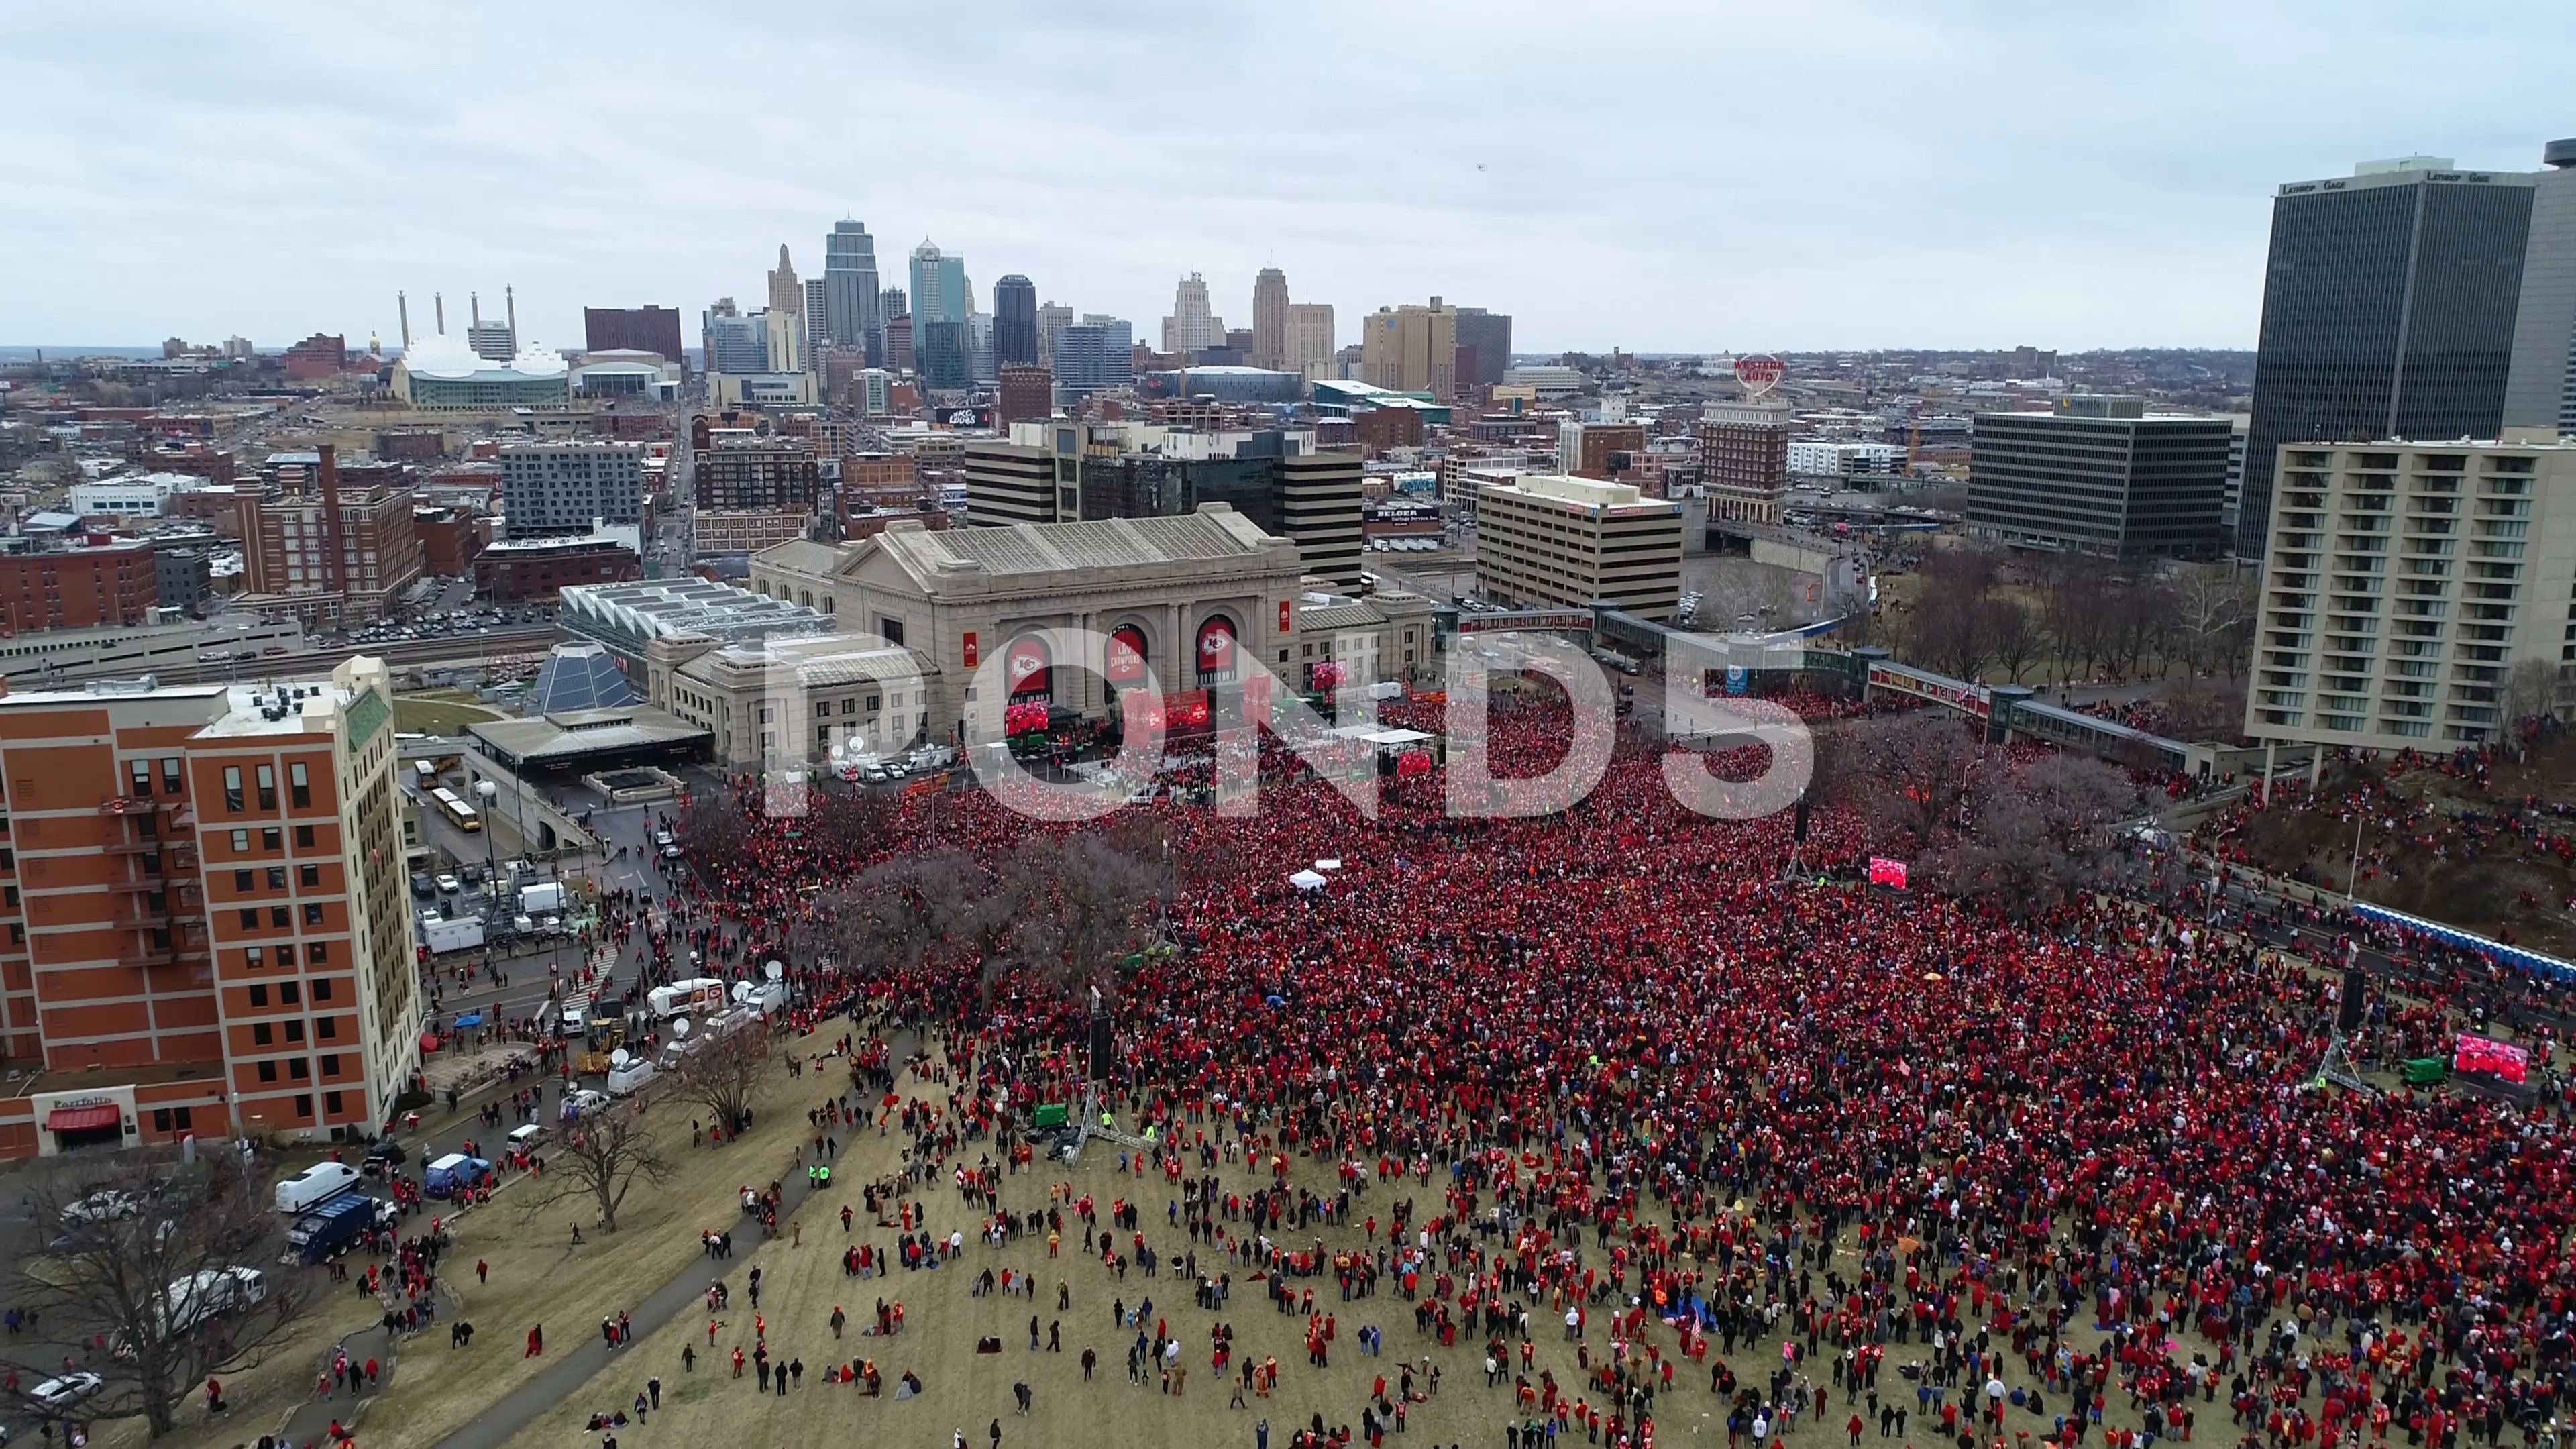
[472,292,482,327]
[435,292,445,334]
[506,285,516,341]
[316,443,347,595]
[398,292,411,350]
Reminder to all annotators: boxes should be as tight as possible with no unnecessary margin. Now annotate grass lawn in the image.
[396,694,504,735]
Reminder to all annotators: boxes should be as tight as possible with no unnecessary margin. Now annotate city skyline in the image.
[5,3,2573,352]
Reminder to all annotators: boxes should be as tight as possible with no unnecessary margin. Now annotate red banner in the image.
[1107,625,1148,686]
[1196,616,1237,678]
[1868,857,1909,889]
[1004,635,1051,696]
[961,631,978,669]
[2454,1033,2530,1083]
[1278,599,1293,634]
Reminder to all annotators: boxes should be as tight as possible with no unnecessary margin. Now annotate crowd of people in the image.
[585,694,2576,1449]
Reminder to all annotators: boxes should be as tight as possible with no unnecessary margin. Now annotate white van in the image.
[506,1123,547,1152]
[273,1161,360,1215]
[606,1057,656,1097]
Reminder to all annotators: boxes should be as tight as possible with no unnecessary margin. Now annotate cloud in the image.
[3,0,2569,350]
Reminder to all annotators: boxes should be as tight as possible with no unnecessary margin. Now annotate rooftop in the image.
[891,507,1283,576]
[560,578,829,645]
[468,705,709,763]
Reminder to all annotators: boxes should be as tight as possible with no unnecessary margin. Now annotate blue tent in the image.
[2350,901,2576,981]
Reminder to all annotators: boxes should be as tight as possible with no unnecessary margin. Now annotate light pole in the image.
[475,779,499,894]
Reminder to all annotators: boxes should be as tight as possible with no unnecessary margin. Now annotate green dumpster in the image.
[1032,1103,1068,1129]
[2402,1058,2447,1085]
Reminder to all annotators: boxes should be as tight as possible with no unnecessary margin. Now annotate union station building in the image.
[643,504,1438,769]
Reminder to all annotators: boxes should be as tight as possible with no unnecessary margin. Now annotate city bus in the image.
[427,786,481,833]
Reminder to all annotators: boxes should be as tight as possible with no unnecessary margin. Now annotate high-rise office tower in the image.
[1251,268,1291,371]
[803,278,832,356]
[918,320,971,390]
[1161,273,1222,354]
[702,299,769,374]
[994,276,1039,367]
[1286,304,1336,380]
[1052,319,1134,396]
[2504,139,2576,436]
[824,219,883,355]
[967,313,998,384]
[767,244,803,319]
[1454,307,1513,390]
[880,287,908,325]
[1036,302,1073,365]
[1362,297,1460,398]
[909,242,969,326]
[2236,156,2538,557]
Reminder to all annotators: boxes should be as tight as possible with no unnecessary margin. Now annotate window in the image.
[231,830,250,852]
[162,757,181,794]
[289,762,309,808]
[152,1107,173,1133]
[238,908,259,930]
[318,1016,337,1038]
[284,1019,304,1042]
[248,983,269,1006]
[307,944,329,968]
[298,863,319,888]
[294,825,315,849]
[1,886,12,908]
[279,981,299,1005]
[294,1093,312,1118]
[289,1059,309,1081]
[233,869,253,891]
[130,759,151,798]
[321,1054,339,1077]
[266,867,286,890]
[262,828,280,851]
[256,1060,278,1083]
[815,701,830,719]
[223,766,242,812]
[252,1022,272,1045]
[270,906,290,928]
[5,926,15,947]
[323,1091,343,1116]
[255,765,275,810]
[303,903,323,926]
[245,946,264,968]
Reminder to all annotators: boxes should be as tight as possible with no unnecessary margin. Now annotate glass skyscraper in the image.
[2237,159,2536,557]
[823,219,881,356]
[1051,320,1134,395]
[994,275,1038,368]
[908,242,969,326]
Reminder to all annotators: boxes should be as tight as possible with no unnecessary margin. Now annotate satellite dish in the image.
[609,1048,632,1069]
[765,961,784,981]
[671,1017,692,1037]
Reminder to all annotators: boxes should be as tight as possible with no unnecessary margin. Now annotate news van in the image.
[646,977,728,1021]
[274,1161,360,1215]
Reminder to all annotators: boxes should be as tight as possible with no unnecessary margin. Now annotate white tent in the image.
[1287,869,1328,891]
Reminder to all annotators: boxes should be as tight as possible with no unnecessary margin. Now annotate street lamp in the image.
[475,779,499,893]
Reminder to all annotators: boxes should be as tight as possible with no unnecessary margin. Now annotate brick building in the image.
[998,366,1053,425]
[473,536,642,602]
[692,429,819,511]
[582,306,686,364]
[414,506,491,578]
[280,334,348,382]
[1353,407,1426,452]
[0,536,161,633]
[235,445,425,625]
[0,659,418,1157]
[1699,400,1794,525]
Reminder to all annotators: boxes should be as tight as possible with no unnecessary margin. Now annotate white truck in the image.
[519,881,568,916]
[646,977,729,1022]
[114,1267,267,1357]
[420,914,485,955]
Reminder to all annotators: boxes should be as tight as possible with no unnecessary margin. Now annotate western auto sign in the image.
[1866,663,1990,719]
[1106,625,1148,687]
[1868,857,1909,889]
[1734,354,1784,397]
[1196,615,1237,677]
[1004,635,1052,696]
[961,631,979,669]
[2454,1033,2530,1083]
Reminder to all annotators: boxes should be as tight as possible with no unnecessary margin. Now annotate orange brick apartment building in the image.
[0,657,418,1158]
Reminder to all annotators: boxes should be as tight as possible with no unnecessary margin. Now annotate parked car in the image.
[60,1188,144,1224]
[410,871,436,899]
[435,873,462,894]
[30,1370,103,1411]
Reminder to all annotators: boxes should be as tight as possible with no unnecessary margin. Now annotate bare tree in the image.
[1984,596,2041,683]
[2171,565,2257,678]
[1827,711,1987,853]
[1008,833,1171,1004]
[1931,754,2143,917]
[671,1023,771,1136]
[2504,659,2558,727]
[676,788,756,864]
[1907,588,1994,682]
[514,1104,672,1233]
[5,1163,301,1439]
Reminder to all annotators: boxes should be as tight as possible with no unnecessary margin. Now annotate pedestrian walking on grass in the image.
[526,1324,543,1356]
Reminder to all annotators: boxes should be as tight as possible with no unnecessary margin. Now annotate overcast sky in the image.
[6,1,2571,354]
